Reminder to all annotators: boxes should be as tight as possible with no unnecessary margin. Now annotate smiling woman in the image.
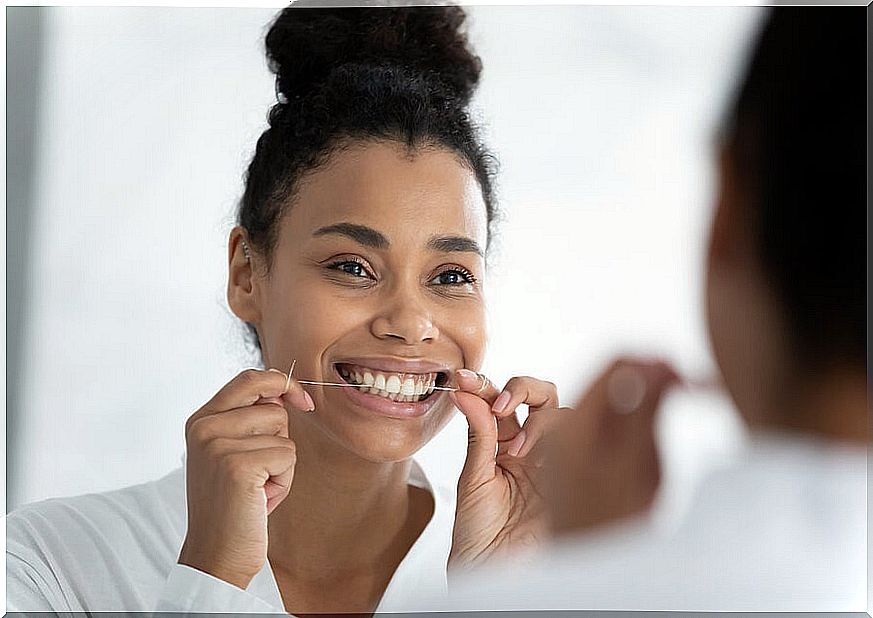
[6,4,560,615]
[231,141,489,462]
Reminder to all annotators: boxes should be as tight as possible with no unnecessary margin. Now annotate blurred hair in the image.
[723,8,866,370]
[237,3,497,354]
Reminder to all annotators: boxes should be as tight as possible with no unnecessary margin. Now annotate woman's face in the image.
[233,140,488,463]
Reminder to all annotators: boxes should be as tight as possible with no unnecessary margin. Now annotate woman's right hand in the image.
[178,368,314,590]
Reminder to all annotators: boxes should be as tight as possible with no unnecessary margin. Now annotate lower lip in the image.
[333,368,444,419]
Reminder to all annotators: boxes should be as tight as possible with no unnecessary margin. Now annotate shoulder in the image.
[6,467,187,611]
[7,466,186,565]
[409,457,456,515]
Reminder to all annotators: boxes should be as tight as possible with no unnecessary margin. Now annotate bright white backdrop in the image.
[9,6,763,520]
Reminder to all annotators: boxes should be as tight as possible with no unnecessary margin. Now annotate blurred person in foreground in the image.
[434,7,867,612]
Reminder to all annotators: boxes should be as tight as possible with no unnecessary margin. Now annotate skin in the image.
[181,139,560,615]
[705,146,868,444]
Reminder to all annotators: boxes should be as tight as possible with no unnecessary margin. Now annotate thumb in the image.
[452,391,498,490]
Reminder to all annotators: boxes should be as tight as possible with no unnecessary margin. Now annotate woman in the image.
[435,7,868,611]
[6,5,559,614]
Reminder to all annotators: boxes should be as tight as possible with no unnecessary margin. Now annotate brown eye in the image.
[430,268,476,286]
[338,262,366,277]
[326,258,375,280]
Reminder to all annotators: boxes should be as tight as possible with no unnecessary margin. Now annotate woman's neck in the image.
[757,365,868,445]
[265,417,418,577]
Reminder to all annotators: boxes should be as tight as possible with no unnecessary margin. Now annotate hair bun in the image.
[266,4,482,105]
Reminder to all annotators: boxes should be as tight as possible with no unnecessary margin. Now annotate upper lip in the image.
[333,357,452,375]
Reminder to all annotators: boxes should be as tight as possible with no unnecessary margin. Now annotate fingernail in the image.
[303,391,315,412]
[508,430,526,457]
[456,369,478,381]
[267,368,285,375]
[492,390,511,414]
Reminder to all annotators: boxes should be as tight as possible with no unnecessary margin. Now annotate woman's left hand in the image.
[448,370,563,576]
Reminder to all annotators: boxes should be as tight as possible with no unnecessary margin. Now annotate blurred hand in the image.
[449,370,566,576]
[545,358,679,535]
[178,368,313,589]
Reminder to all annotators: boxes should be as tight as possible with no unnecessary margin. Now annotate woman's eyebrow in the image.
[312,222,389,249]
[427,235,483,257]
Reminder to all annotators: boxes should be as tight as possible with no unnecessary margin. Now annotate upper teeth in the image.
[339,366,439,399]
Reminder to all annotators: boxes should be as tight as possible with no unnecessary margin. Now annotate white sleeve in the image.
[154,563,286,614]
[6,550,70,612]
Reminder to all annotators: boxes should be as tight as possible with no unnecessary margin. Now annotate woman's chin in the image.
[312,403,454,464]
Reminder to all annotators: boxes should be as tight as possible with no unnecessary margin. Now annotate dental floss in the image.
[285,359,296,393]
[683,375,722,392]
[295,379,458,392]
[284,358,458,391]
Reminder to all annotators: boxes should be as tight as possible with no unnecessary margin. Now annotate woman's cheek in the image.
[453,303,487,371]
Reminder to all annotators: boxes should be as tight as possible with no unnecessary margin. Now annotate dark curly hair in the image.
[237,3,497,355]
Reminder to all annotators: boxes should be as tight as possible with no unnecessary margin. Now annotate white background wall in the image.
[9,5,763,519]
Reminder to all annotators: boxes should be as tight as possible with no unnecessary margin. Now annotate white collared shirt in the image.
[6,458,456,613]
[430,431,868,612]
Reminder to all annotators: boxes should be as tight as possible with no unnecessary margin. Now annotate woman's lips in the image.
[336,363,445,401]
[331,362,448,419]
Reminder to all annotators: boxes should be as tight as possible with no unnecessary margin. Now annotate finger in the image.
[630,362,680,420]
[454,369,501,405]
[491,376,559,418]
[207,434,296,457]
[196,369,291,419]
[187,403,289,441]
[451,390,498,489]
[264,369,314,413]
[575,357,676,414]
[495,412,522,442]
[265,470,294,515]
[224,445,297,491]
[217,437,298,515]
[514,406,570,458]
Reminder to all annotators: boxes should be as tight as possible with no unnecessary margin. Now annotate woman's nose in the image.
[370,295,439,345]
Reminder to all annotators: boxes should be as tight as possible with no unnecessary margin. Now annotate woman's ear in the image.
[227,226,261,323]
[708,146,752,268]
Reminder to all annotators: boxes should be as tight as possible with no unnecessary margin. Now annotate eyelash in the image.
[325,256,375,281]
[324,258,477,288]
[430,266,477,287]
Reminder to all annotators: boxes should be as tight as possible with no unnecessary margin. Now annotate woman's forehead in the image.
[282,141,488,246]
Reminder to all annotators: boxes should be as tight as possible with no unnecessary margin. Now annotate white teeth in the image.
[339,366,443,402]
[385,375,402,394]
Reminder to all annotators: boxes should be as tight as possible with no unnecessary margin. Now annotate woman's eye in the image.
[339,262,366,277]
[327,259,373,279]
[430,269,476,286]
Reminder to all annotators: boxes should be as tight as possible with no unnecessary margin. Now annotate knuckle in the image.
[202,437,225,459]
[284,444,297,463]
[186,417,209,444]
[239,368,262,385]
[221,451,248,481]
[257,405,288,435]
